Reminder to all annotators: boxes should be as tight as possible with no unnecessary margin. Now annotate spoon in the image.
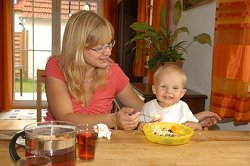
[140,114,161,122]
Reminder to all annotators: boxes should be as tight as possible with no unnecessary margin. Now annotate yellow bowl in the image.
[142,122,193,145]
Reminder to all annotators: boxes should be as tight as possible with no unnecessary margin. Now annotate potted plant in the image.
[127,0,212,69]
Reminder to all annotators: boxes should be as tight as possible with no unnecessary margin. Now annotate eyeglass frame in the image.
[85,40,116,54]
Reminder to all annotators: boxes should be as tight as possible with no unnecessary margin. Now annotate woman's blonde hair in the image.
[154,64,187,87]
[57,10,114,103]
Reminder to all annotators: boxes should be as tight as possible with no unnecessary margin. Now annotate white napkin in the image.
[95,123,112,140]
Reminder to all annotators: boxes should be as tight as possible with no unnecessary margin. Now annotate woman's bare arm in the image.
[116,83,144,113]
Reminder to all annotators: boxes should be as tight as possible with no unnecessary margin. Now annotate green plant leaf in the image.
[126,32,150,44]
[171,27,189,44]
[176,27,189,34]
[130,22,153,31]
[136,46,144,63]
[173,0,182,26]
[147,29,162,39]
[193,33,212,46]
[160,0,167,29]
[148,55,160,69]
[130,47,136,56]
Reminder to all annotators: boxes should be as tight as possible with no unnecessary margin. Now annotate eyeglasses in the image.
[86,40,116,54]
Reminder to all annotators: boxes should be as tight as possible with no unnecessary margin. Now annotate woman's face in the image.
[83,40,115,69]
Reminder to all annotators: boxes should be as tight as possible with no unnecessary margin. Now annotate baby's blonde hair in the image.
[57,11,114,103]
[153,64,187,87]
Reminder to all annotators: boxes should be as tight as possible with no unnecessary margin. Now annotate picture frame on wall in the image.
[183,0,212,11]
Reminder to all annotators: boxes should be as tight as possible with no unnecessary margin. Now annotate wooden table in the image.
[1,129,250,166]
[0,120,36,133]
[132,83,208,114]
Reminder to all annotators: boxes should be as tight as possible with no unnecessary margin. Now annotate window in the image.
[13,0,102,108]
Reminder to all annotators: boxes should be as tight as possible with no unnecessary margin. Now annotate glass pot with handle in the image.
[9,121,76,166]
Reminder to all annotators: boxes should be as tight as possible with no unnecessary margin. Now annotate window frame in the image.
[13,0,103,108]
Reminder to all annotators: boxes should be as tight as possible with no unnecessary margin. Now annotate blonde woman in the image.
[45,11,143,130]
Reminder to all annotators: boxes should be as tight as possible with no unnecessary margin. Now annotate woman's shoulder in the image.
[108,63,126,76]
[107,62,129,92]
[47,55,59,65]
[45,55,65,81]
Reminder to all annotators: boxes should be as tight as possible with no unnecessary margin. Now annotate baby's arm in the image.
[182,121,202,130]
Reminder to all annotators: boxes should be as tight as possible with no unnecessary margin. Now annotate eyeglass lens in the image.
[96,40,115,53]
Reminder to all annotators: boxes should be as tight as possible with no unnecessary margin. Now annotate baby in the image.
[139,64,202,130]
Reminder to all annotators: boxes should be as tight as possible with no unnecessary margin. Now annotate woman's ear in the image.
[152,85,157,95]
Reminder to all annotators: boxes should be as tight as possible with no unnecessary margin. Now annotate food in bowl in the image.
[143,122,193,145]
[151,127,177,137]
[152,113,160,119]
[151,114,161,122]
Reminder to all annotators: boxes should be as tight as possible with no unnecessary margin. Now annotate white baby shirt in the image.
[140,99,198,124]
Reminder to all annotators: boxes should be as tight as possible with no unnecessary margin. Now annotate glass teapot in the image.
[9,121,76,166]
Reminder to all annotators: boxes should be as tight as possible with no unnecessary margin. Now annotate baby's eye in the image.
[173,87,180,91]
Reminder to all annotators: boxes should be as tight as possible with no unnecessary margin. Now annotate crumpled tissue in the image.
[95,123,112,140]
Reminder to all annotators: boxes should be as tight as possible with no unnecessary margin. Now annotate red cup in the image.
[76,124,98,161]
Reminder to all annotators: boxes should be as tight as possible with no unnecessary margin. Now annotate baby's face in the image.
[152,73,186,108]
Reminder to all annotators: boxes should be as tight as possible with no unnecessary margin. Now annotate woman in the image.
[45,10,142,130]
[45,11,220,130]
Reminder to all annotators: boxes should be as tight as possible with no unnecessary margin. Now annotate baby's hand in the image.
[182,121,202,130]
[137,122,145,130]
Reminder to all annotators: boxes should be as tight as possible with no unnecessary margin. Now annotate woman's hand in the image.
[115,107,140,130]
[195,111,221,127]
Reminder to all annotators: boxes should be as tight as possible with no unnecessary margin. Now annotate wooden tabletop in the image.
[1,129,250,166]
[0,120,36,133]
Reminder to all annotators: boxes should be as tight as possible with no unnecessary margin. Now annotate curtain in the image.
[210,0,250,122]
[103,0,118,61]
[133,0,149,77]
[0,0,13,111]
[133,0,169,78]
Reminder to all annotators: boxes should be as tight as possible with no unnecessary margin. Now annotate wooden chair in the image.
[36,69,46,122]
[112,98,121,113]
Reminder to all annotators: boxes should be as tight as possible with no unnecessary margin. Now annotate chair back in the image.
[37,69,46,122]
